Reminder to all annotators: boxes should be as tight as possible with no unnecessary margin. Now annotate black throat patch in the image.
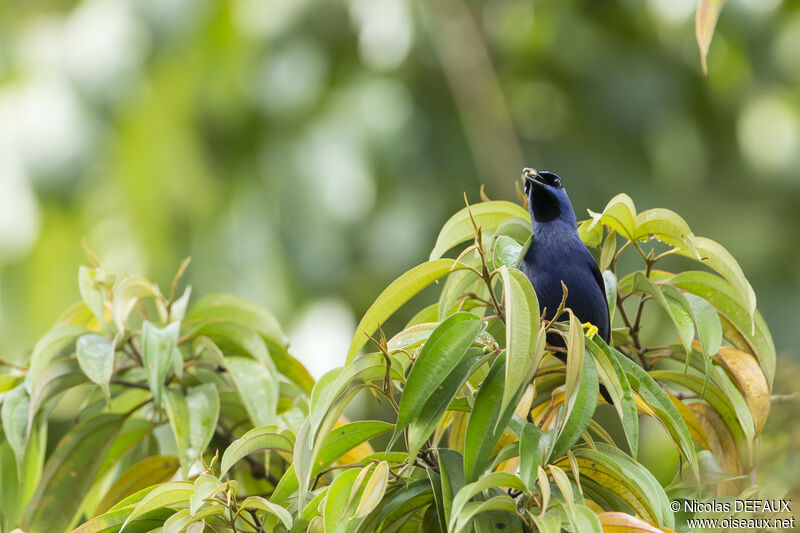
[532,188,561,222]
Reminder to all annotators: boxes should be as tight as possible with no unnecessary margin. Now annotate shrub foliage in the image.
[0,185,775,533]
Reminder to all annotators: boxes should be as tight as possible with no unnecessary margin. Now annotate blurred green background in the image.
[0,0,798,491]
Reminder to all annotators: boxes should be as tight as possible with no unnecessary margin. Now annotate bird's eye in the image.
[554,178,562,188]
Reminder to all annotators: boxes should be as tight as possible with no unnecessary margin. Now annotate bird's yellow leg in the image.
[582,322,598,339]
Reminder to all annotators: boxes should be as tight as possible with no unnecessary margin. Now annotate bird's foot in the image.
[582,322,598,339]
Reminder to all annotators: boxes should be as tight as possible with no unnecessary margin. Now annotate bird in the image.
[518,168,610,354]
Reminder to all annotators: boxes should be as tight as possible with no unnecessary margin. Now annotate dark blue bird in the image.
[518,169,610,347]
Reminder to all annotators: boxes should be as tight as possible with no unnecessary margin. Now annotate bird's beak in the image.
[522,169,545,194]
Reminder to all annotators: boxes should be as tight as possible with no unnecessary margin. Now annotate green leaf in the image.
[268,342,316,394]
[676,236,756,323]
[492,236,524,270]
[578,219,603,248]
[519,423,554,490]
[584,337,638,458]
[112,275,167,333]
[169,285,192,322]
[219,425,293,477]
[71,507,173,533]
[560,311,586,432]
[633,272,693,356]
[632,208,698,257]
[574,504,603,533]
[394,313,484,444]
[24,324,86,395]
[549,464,578,523]
[666,270,774,387]
[353,460,389,519]
[271,421,393,504]
[649,370,754,463]
[0,420,46,531]
[438,266,486,321]
[164,384,220,477]
[587,193,637,239]
[387,323,437,354]
[603,270,618,324]
[613,349,699,481]
[322,468,361,533]
[346,259,464,364]
[552,353,598,460]
[599,232,616,272]
[404,303,440,328]
[438,449,466,527]
[294,355,404,510]
[189,474,224,515]
[96,418,156,479]
[448,472,526,531]
[557,444,674,528]
[407,349,484,460]
[189,320,273,366]
[430,201,529,260]
[682,292,722,360]
[363,478,434,532]
[95,456,181,515]
[120,481,194,530]
[22,413,125,533]
[225,356,278,427]
[455,495,520,533]
[1,385,30,474]
[499,266,540,416]
[695,0,726,74]
[28,359,88,434]
[529,508,563,533]
[78,266,108,325]
[187,292,288,347]
[494,216,533,246]
[240,496,293,530]
[464,353,525,482]
[76,334,117,401]
[141,321,180,410]
[163,505,226,533]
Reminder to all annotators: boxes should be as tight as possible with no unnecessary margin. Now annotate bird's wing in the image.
[588,256,606,295]
[587,254,610,329]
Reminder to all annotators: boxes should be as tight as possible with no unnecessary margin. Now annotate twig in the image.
[771,393,799,404]
[544,282,569,330]
[111,379,150,390]
[168,257,192,309]
[0,357,27,370]
[609,240,632,272]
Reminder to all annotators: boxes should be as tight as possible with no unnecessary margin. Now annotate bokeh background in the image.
[1,0,798,498]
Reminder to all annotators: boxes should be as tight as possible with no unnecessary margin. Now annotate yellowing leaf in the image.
[112,275,167,333]
[353,461,389,519]
[556,444,674,528]
[687,402,741,495]
[95,456,180,514]
[665,392,710,450]
[696,0,727,75]
[714,347,770,433]
[597,511,675,532]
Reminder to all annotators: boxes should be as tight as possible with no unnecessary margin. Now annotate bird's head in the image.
[522,168,577,230]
